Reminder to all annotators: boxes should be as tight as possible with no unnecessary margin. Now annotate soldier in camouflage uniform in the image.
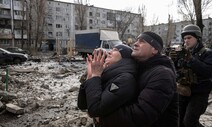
[179,24,212,127]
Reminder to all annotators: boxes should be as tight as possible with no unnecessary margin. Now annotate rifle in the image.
[167,45,197,96]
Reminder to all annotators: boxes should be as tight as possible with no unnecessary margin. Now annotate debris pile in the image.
[0,53,94,127]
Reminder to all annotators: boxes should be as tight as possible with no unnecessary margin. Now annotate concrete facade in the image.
[0,0,27,48]
[145,18,212,47]
[1,0,211,49]
[45,0,140,49]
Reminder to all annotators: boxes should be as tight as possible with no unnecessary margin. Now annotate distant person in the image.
[178,24,212,127]
[87,31,179,127]
[77,44,138,126]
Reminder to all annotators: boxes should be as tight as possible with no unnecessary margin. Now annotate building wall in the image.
[1,0,211,49]
[45,1,140,49]
[0,0,27,48]
[0,0,12,47]
[45,1,75,49]
[202,18,212,43]
[147,18,212,46]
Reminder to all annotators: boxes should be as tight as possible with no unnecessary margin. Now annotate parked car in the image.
[6,47,29,55]
[0,48,28,65]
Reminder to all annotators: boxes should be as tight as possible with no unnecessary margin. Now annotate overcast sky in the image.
[57,0,211,25]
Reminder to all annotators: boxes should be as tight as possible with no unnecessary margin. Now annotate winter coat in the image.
[188,42,212,94]
[100,54,179,127]
[77,58,138,118]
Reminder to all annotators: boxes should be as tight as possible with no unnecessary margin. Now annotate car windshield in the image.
[0,48,11,53]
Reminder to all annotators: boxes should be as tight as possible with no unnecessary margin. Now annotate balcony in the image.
[0,4,10,9]
[0,33,12,39]
[14,25,21,29]
[0,14,11,19]
[0,24,12,29]
[14,34,27,39]
[14,29,27,39]
[14,15,25,20]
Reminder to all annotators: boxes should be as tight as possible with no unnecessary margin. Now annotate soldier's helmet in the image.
[181,24,202,38]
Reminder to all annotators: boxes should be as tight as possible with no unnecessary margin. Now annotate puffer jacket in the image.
[100,54,179,127]
[77,58,138,118]
[188,42,212,94]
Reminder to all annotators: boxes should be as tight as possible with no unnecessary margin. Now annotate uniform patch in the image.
[110,83,119,92]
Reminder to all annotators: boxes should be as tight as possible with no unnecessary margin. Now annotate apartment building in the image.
[0,0,27,48]
[44,0,141,50]
[84,6,140,41]
[202,17,212,44]
[146,17,212,46]
[1,0,211,50]
[45,1,75,50]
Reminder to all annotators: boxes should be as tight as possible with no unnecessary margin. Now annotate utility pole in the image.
[10,0,15,47]
[21,0,27,49]
[29,0,32,48]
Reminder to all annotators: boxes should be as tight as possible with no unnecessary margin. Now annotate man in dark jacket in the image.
[100,31,179,127]
[179,24,212,127]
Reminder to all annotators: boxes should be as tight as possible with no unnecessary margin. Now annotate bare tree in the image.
[33,0,47,50]
[115,10,136,40]
[166,14,176,46]
[26,0,32,49]
[205,31,212,47]
[147,14,159,31]
[137,5,146,33]
[177,0,212,31]
[178,0,195,23]
[193,0,204,31]
[74,0,89,30]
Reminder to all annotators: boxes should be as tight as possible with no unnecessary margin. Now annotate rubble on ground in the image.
[0,52,94,127]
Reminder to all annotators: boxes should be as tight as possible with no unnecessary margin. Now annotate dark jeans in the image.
[179,93,209,127]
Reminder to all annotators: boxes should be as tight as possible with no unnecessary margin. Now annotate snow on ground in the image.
[11,60,86,100]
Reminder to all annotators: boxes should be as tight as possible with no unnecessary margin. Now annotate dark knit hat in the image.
[114,44,132,58]
[137,31,163,52]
